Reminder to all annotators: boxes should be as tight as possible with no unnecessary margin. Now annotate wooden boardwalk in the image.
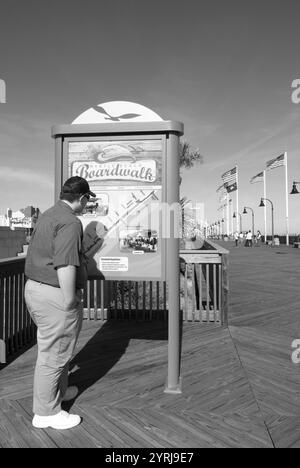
[0,243,300,448]
[227,242,300,448]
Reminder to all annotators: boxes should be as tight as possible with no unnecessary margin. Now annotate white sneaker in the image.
[62,386,79,402]
[32,410,81,430]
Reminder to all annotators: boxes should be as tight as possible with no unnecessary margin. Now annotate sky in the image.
[0,0,300,234]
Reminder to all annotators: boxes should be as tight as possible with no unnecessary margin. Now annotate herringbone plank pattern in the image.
[0,243,299,447]
[227,243,300,446]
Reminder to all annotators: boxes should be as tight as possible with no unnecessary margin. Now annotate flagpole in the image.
[230,200,234,235]
[263,170,267,244]
[222,202,225,236]
[236,166,239,232]
[285,151,290,246]
[226,193,230,236]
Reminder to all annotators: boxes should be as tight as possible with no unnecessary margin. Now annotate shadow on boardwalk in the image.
[66,319,170,404]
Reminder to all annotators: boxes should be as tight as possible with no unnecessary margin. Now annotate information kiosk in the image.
[52,101,184,393]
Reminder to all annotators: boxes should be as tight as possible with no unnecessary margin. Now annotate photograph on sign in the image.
[68,139,164,280]
[84,194,109,216]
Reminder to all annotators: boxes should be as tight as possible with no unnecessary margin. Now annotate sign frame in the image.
[52,120,184,394]
[62,133,167,282]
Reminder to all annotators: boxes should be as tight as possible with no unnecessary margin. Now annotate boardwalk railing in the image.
[180,240,229,326]
[0,242,229,363]
[0,257,36,364]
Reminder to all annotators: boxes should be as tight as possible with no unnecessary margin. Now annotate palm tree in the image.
[180,142,203,184]
[180,142,203,237]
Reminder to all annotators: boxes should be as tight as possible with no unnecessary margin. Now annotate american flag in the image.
[266,154,285,171]
[222,167,237,185]
[250,172,264,184]
[216,184,227,202]
[226,182,237,193]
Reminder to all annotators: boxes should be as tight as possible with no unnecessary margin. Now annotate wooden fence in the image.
[0,244,229,363]
[0,257,36,364]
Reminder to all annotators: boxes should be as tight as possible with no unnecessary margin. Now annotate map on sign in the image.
[68,139,163,280]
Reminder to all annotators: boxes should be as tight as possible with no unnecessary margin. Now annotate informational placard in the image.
[67,138,164,280]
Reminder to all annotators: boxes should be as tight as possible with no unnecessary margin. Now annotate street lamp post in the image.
[259,198,274,245]
[233,212,243,233]
[291,182,300,195]
[243,207,255,235]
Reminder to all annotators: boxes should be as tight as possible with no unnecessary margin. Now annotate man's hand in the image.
[63,295,81,311]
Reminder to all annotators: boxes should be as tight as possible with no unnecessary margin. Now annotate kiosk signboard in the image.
[52,101,184,393]
[66,137,164,280]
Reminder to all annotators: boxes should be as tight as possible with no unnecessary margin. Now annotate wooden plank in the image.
[222,253,229,327]
[121,282,125,320]
[0,399,57,448]
[107,281,112,320]
[135,282,139,320]
[198,264,203,323]
[7,276,12,355]
[24,276,30,343]
[128,281,132,321]
[14,275,19,351]
[206,264,210,322]
[184,266,189,320]
[218,264,222,324]
[18,275,23,349]
[86,280,91,321]
[191,264,196,322]
[100,280,105,321]
[149,282,153,321]
[213,264,217,324]
[156,282,160,317]
[0,277,6,364]
[21,274,27,346]
[94,280,98,321]
[181,254,222,264]
[143,282,146,321]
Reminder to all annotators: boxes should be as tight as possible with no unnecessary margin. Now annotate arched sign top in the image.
[72,101,163,124]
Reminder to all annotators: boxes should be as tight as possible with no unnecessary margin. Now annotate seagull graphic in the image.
[93,106,141,122]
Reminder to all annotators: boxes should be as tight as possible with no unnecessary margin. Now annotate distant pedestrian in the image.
[256,230,262,246]
[234,231,239,247]
[239,232,244,246]
[245,230,253,247]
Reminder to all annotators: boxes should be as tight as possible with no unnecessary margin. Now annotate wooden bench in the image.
[294,242,300,249]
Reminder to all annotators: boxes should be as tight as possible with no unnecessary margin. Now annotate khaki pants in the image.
[25,279,83,417]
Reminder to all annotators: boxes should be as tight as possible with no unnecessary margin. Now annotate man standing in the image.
[234,231,239,247]
[245,230,253,247]
[25,176,95,430]
[239,232,244,246]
